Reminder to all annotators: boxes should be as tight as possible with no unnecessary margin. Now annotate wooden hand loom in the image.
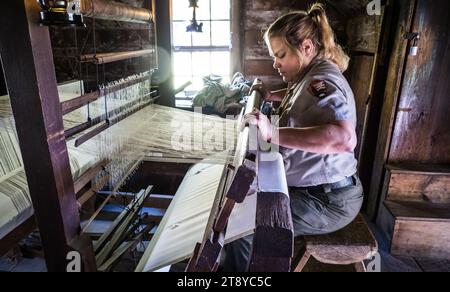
[136,82,294,272]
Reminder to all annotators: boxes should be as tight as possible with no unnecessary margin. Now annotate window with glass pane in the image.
[171,0,231,98]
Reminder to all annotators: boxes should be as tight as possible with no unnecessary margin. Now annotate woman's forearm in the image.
[272,122,356,154]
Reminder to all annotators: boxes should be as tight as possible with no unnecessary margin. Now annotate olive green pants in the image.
[222,176,364,272]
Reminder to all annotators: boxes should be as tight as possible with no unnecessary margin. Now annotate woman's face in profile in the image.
[268,36,314,83]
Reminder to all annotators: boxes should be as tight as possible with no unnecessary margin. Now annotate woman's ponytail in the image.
[307,3,349,72]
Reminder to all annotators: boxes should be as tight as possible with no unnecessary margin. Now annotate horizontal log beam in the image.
[80,49,154,65]
[78,0,153,24]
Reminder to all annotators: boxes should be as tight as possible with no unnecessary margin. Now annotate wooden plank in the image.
[387,172,450,204]
[366,0,417,219]
[75,122,110,147]
[80,49,154,65]
[0,0,95,272]
[388,163,450,175]
[383,199,450,261]
[385,201,450,222]
[391,220,450,259]
[244,30,271,60]
[356,1,391,204]
[346,55,375,162]
[347,14,383,53]
[244,10,280,31]
[61,91,100,115]
[388,0,450,164]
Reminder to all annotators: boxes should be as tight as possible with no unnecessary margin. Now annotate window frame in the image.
[171,0,232,98]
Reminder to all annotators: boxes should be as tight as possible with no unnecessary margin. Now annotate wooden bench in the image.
[292,214,378,272]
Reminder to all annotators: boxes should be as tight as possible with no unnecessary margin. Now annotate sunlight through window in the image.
[172,0,231,101]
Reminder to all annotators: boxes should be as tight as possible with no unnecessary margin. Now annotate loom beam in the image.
[61,72,153,115]
[77,0,153,24]
[64,90,158,139]
[80,49,154,65]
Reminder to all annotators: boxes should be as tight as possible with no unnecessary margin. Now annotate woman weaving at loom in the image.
[224,4,363,271]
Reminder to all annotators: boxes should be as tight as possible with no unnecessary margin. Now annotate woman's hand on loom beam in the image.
[250,81,272,101]
[241,109,274,142]
[250,82,286,102]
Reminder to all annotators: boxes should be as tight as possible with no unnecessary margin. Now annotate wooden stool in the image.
[293,214,378,272]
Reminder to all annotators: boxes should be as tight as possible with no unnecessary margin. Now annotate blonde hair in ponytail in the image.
[264,3,350,72]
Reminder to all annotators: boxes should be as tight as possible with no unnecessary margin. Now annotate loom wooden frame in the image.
[0,0,97,271]
[0,0,157,271]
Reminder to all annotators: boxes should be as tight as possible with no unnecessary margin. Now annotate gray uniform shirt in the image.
[276,58,358,187]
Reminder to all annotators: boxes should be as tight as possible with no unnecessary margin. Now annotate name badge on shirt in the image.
[309,80,327,99]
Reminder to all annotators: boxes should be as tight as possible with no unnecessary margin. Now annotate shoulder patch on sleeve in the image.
[308,80,327,99]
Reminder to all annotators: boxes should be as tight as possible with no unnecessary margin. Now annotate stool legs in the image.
[293,245,311,272]
[354,261,367,272]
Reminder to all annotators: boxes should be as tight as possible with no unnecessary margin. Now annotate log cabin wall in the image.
[344,12,383,162]
[49,0,156,91]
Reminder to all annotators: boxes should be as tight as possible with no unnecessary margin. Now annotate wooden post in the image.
[366,0,417,219]
[152,0,174,107]
[231,0,244,75]
[249,152,294,272]
[0,0,95,272]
